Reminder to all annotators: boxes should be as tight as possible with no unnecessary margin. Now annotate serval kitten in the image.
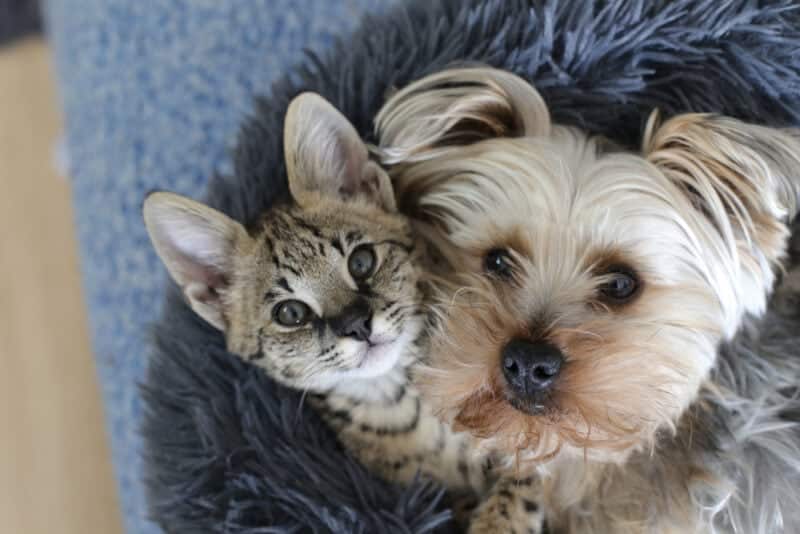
[142,93,491,505]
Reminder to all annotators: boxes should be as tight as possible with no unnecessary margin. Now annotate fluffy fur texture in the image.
[376,66,800,533]
[142,1,800,532]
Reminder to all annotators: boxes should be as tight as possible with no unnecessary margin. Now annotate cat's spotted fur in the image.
[143,93,546,531]
[222,196,489,493]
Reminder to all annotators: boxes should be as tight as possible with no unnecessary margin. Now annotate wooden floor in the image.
[0,39,123,534]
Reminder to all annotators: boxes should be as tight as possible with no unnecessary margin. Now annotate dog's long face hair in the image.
[376,68,800,464]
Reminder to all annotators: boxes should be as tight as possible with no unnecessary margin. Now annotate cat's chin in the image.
[354,338,406,378]
[308,321,421,395]
[341,324,420,381]
[304,343,404,393]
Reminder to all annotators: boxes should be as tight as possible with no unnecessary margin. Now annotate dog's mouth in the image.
[505,390,555,416]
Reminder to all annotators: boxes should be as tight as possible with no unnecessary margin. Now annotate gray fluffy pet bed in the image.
[143,1,800,532]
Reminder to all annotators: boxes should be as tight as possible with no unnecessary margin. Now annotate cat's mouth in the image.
[356,336,399,368]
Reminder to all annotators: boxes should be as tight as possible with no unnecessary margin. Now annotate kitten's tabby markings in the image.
[143,92,504,518]
[469,477,547,534]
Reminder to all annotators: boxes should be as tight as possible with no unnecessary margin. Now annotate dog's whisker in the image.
[557,327,605,342]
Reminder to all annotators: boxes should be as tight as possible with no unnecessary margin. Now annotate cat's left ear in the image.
[284,92,396,211]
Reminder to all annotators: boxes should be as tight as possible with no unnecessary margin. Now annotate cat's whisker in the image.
[295,388,312,424]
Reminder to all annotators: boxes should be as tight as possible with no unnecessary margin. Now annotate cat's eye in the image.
[348,245,376,280]
[484,248,514,278]
[273,300,312,327]
[598,266,640,303]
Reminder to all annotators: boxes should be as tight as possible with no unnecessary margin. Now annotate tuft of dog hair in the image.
[374,67,800,533]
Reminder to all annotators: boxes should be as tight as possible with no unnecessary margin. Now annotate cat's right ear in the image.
[142,192,248,331]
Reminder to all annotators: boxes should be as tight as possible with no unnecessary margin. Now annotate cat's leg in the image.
[396,416,497,494]
[468,476,547,534]
[359,420,494,495]
[324,390,495,494]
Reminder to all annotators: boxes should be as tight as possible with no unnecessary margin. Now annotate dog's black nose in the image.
[501,339,563,397]
[330,298,372,341]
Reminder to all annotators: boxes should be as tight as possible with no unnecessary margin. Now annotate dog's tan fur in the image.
[376,67,800,532]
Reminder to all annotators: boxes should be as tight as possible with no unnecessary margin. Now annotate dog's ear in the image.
[376,67,551,165]
[284,92,396,211]
[645,111,800,263]
[143,191,249,331]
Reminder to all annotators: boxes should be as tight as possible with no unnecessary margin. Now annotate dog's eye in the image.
[348,245,376,280]
[274,300,312,327]
[485,248,514,278]
[598,267,640,303]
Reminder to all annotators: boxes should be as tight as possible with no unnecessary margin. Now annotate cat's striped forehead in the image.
[232,200,416,310]
[262,209,371,263]
[258,202,413,259]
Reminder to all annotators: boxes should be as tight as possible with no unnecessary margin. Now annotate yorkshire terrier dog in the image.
[375,67,800,533]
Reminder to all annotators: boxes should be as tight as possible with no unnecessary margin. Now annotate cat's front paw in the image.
[449,491,480,531]
[468,478,546,534]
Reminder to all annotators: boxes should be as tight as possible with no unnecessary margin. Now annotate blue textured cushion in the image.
[44,2,392,531]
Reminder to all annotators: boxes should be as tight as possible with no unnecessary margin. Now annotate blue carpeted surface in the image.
[44,1,393,531]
